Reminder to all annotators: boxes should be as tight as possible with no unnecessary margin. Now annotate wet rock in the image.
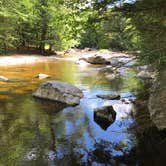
[0,76,8,81]
[94,106,116,130]
[148,69,166,130]
[81,55,110,65]
[110,58,122,67]
[36,73,50,79]
[33,80,83,106]
[97,93,120,100]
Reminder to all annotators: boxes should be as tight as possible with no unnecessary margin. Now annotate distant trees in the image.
[0,0,165,67]
[0,0,84,54]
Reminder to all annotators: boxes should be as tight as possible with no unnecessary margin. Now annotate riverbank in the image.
[0,49,136,66]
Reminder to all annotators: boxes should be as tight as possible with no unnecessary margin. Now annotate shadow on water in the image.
[0,59,165,165]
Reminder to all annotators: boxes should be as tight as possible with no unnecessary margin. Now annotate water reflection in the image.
[0,58,141,165]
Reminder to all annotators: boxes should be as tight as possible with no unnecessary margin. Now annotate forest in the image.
[0,0,166,165]
[0,0,165,67]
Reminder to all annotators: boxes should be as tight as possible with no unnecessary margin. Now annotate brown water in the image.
[0,57,150,165]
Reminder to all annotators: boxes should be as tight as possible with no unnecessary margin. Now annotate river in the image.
[0,56,164,165]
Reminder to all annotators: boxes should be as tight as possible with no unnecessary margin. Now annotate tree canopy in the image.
[0,0,165,67]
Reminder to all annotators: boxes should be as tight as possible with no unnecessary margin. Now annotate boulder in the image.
[81,55,110,65]
[0,76,8,81]
[36,73,50,79]
[97,93,120,100]
[33,81,83,106]
[94,106,116,130]
[148,69,166,130]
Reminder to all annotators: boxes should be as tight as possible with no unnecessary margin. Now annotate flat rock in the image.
[97,93,120,100]
[94,105,116,130]
[33,80,83,106]
[36,73,50,79]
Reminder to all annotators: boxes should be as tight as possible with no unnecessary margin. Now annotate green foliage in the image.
[0,0,165,67]
[0,0,84,54]
[130,0,166,68]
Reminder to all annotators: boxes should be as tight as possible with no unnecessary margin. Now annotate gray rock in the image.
[97,93,120,100]
[81,55,110,65]
[33,80,83,106]
[94,105,116,130]
[148,69,166,130]
[0,76,8,81]
[137,70,155,79]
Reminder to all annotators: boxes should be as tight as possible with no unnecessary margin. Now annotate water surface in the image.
[0,57,142,165]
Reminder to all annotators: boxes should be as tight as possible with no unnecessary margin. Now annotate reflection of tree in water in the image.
[0,96,53,165]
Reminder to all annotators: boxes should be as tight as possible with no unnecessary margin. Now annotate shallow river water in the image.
[0,56,156,165]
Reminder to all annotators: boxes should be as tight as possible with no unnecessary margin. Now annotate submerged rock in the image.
[94,106,116,130]
[97,93,120,100]
[33,80,83,106]
[36,73,50,79]
[81,55,110,65]
[148,69,166,130]
[0,76,8,81]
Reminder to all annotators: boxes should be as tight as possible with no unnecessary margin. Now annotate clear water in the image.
[0,58,143,165]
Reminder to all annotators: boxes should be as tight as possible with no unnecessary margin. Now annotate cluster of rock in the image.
[33,79,134,130]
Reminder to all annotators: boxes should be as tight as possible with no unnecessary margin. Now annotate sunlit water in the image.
[0,57,142,165]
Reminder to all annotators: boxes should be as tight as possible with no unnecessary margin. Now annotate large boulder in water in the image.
[94,106,116,130]
[148,69,166,130]
[33,81,83,106]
